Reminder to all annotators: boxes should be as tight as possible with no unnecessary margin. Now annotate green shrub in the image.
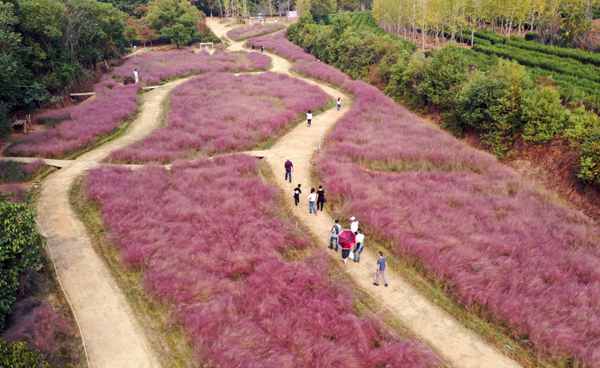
[386,52,428,106]
[415,46,470,110]
[0,200,43,329]
[452,60,532,155]
[0,340,49,368]
[522,86,569,143]
[0,104,9,138]
[564,107,600,143]
[578,127,600,186]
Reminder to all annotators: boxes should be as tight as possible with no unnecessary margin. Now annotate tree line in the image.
[0,0,217,135]
[373,0,600,49]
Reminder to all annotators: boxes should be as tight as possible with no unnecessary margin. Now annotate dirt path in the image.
[209,18,521,368]
[34,78,190,368]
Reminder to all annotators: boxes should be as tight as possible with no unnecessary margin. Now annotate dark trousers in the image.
[285,170,292,183]
[317,200,325,211]
[294,195,299,206]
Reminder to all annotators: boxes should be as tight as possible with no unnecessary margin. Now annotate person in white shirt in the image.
[354,228,365,263]
[133,68,139,84]
[307,188,317,215]
[306,110,313,127]
[336,97,342,111]
[349,216,359,233]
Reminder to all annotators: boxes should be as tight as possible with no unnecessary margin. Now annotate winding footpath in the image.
[34,77,191,368]
[3,19,523,368]
[209,19,522,368]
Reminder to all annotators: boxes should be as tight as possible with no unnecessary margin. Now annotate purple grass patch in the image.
[85,154,440,367]
[264,32,600,366]
[248,32,316,62]
[109,72,330,163]
[6,80,139,158]
[112,49,271,85]
[227,23,285,41]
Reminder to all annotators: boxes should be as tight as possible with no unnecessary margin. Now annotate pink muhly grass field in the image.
[84,155,440,367]
[267,32,600,366]
[112,49,271,85]
[227,23,285,41]
[109,72,330,163]
[6,80,139,158]
[248,32,316,62]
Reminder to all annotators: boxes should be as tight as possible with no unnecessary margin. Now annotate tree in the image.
[144,0,201,46]
[522,86,569,142]
[0,200,43,330]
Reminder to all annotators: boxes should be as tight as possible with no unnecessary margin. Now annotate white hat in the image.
[349,216,356,221]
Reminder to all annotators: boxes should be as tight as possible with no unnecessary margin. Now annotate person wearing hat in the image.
[350,216,359,234]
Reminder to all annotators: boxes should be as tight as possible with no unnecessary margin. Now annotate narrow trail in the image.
[209,19,522,368]
[34,77,191,368]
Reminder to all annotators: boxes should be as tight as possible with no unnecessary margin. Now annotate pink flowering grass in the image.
[263,32,600,366]
[227,23,285,41]
[248,32,316,62]
[109,72,330,163]
[6,80,139,158]
[112,49,271,85]
[84,154,440,367]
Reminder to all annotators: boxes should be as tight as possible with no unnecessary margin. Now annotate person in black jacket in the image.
[317,185,326,211]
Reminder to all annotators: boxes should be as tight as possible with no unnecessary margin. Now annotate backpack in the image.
[330,224,340,235]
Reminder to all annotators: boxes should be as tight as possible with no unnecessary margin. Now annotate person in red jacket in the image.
[338,229,356,264]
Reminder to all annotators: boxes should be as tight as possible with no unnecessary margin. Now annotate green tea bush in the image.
[522,86,570,143]
[0,340,49,368]
[0,200,43,329]
[578,128,600,185]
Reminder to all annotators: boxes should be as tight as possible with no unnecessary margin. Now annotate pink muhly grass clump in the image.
[6,81,139,158]
[268,30,600,365]
[84,155,440,367]
[109,72,330,163]
[248,32,316,62]
[2,299,74,362]
[292,60,352,87]
[112,49,271,85]
[227,23,285,41]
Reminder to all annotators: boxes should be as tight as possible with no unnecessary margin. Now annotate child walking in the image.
[293,184,302,206]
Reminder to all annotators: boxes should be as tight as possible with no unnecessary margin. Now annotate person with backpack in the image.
[354,228,365,263]
[373,251,388,287]
[329,219,341,251]
[306,110,313,127]
[284,159,293,183]
[316,185,326,211]
[307,188,317,215]
[293,184,302,206]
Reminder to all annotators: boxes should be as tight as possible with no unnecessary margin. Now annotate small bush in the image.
[0,104,9,138]
[0,340,49,368]
[578,127,600,186]
[522,86,569,143]
[0,200,43,329]
[564,106,600,143]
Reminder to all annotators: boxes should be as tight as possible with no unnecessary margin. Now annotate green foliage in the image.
[0,340,49,368]
[415,46,470,110]
[0,103,9,138]
[578,128,600,185]
[522,86,569,143]
[144,0,201,46]
[452,61,532,155]
[0,200,43,329]
[564,106,600,143]
[0,0,128,114]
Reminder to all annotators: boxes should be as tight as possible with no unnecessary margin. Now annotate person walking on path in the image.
[354,228,365,263]
[336,97,342,111]
[133,68,140,84]
[374,251,388,287]
[306,110,313,127]
[350,216,359,234]
[284,159,293,183]
[329,219,341,251]
[293,184,302,206]
[307,188,317,215]
[260,45,265,53]
[317,185,326,211]
[339,230,355,265]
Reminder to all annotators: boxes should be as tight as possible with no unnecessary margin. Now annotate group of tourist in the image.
[284,159,388,287]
